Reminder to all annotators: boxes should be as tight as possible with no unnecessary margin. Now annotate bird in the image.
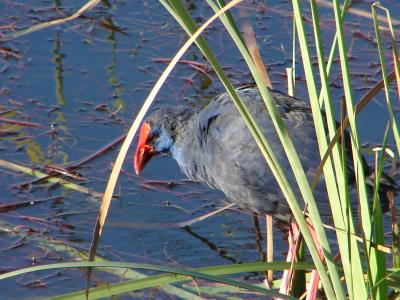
[133,86,398,298]
[134,86,397,219]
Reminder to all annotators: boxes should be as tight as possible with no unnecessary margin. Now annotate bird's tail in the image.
[366,170,398,212]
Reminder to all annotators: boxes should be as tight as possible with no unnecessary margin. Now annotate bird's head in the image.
[134,106,193,175]
[134,121,174,175]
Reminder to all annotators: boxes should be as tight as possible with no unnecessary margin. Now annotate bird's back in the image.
[171,87,396,219]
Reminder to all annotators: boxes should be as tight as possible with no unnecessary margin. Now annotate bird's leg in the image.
[259,214,274,289]
[279,221,301,295]
[252,213,266,261]
[278,220,324,300]
[305,220,324,300]
[252,214,272,289]
[266,214,274,284]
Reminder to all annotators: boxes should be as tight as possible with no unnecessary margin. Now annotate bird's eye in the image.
[147,132,158,145]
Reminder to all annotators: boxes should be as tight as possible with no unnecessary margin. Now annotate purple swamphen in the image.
[134,86,398,298]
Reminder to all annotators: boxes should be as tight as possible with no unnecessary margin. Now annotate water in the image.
[0,0,399,298]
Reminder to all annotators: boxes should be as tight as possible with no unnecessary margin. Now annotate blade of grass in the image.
[369,123,390,296]
[286,67,295,96]
[239,10,272,89]
[332,0,387,298]
[372,0,400,274]
[165,1,338,298]
[292,0,355,297]
[372,3,400,155]
[316,0,400,29]
[0,159,103,198]
[51,261,314,300]
[238,7,274,286]
[291,15,296,94]
[0,261,300,300]
[0,220,203,300]
[211,1,344,297]
[307,0,367,298]
[86,0,245,293]
[0,0,102,41]
[313,69,397,191]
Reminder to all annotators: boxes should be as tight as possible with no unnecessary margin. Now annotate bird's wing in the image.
[191,88,333,216]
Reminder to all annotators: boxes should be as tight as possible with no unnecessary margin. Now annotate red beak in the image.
[134,122,155,175]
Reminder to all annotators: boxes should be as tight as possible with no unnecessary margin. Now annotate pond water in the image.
[0,0,399,298]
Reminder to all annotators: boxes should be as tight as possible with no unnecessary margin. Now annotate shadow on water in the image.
[183,225,239,264]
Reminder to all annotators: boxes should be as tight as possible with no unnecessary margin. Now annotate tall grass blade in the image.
[86,0,245,294]
[292,0,355,297]
[369,124,390,296]
[332,0,387,298]
[306,0,367,298]
[163,0,338,297]
[371,3,400,155]
[314,70,398,191]
[211,1,345,297]
[371,1,400,272]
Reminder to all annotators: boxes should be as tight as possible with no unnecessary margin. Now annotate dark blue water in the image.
[0,0,399,298]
